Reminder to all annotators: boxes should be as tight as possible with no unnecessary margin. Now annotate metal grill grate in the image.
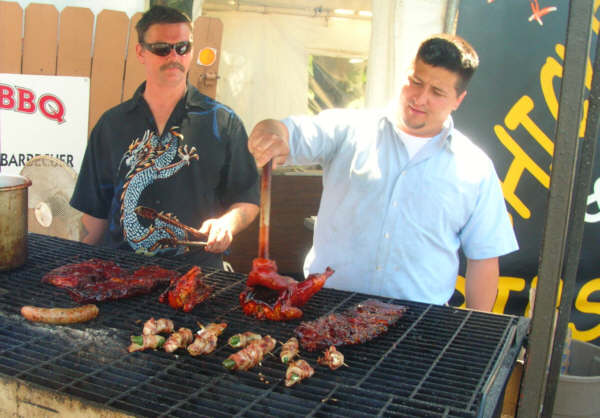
[0,234,528,417]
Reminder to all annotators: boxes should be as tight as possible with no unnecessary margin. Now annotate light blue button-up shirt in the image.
[282,108,518,305]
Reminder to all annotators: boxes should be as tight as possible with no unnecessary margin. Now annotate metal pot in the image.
[0,174,32,271]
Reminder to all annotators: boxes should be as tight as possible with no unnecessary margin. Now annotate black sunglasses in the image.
[142,41,192,57]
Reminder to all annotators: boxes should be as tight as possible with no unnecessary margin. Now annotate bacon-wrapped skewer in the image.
[228,331,262,348]
[128,335,165,352]
[280,337,299,364]
[142,317,174,335]
[285,359,314,387]
[163,327,194,353]
[222,335,277,371]
[317,345,345,370]
[187,322,227,356]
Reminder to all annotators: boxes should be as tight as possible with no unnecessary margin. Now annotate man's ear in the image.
[135,43,145,63]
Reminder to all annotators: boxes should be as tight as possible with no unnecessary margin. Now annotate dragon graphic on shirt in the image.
[119,128,205,255]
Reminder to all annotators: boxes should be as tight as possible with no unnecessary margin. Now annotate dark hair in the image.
[136,5,192,44]
[416,34,479,94]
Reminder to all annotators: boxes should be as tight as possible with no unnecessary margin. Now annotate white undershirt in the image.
[399,131,434,160]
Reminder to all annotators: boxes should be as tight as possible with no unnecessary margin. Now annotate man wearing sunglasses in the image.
[71,5,259,269]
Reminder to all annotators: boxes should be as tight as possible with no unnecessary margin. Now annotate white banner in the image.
[0,73,89,175]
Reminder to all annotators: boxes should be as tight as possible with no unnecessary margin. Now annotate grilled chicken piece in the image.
[317,345,345,370]
[128,335,165,352]
[280,337,299,364]
[223,335,277,371]
[187,323,227,356]
[228,331,262,348]
[142,317,174,335]
[159,266,213,312]
[163,327,194,353]
[285,359,314,387]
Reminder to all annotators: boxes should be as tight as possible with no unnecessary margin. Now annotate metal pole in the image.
[541,28,600,418]
[516,2,594,417]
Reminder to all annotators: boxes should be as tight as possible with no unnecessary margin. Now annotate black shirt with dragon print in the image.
[71,82,260,268]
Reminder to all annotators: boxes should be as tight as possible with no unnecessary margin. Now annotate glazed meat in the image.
[240,258,334,321]
[159,266,214,312]
[294,299,408,351]
[42,260,179,303]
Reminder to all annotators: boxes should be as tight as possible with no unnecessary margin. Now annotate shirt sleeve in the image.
[70,116,115,219]
[282,109,353,167]
[459,160,519,259]
[219,111,260,208]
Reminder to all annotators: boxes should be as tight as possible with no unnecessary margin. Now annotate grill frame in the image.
[0,234,528,417]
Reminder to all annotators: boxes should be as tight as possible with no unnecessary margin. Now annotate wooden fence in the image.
[0,1,223,134]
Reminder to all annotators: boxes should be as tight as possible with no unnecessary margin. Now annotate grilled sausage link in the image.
[21,304,99,324]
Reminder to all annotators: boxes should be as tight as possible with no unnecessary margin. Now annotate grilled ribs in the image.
[42,260,179,303]
[294,299,408,351]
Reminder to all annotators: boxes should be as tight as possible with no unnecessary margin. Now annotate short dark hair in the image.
[136,5,192,44]
[416,34,479,94]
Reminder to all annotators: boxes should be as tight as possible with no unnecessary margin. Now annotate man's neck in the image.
[143,81,187,135]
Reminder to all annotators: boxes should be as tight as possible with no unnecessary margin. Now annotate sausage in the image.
[20,304,99,324]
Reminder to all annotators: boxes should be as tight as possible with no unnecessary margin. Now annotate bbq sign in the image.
[454,1,600,345]
[0,73,89,175]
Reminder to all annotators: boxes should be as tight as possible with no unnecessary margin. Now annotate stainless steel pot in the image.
[0,174,32,271]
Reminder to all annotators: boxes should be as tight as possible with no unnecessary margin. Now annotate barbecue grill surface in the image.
[0,234,528,417]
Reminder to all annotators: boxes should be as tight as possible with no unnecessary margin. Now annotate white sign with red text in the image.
[0,73,89,175]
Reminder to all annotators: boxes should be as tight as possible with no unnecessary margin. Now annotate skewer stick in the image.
[258,160,272,259]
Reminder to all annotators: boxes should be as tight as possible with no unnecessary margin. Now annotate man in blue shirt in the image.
[248,34,518,311]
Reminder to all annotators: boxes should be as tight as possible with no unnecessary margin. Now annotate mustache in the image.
[160,62,185,72]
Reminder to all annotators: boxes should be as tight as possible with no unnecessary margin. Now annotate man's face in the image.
[397,58,467,137]
[136,22,193,88]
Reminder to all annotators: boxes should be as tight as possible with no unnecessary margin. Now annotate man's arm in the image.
[199,202,259,253]
[81,213,108,245]
[464,257,499,311]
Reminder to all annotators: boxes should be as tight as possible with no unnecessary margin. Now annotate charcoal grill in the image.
[0,234,528,417]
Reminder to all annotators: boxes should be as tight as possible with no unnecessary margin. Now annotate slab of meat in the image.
[42,260,179,303]
[159,266,214,312]
[294,299,408,352]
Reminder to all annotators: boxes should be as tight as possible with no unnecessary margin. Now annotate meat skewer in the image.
[163,327,194,353]
[228,331,262,348]
[222,335,277,371]
[285,359,314,387]
[187,322,227,356]
[317,345,345,370]
[128,335,165,352]
[142,317,174,335]
[280,337,299,364]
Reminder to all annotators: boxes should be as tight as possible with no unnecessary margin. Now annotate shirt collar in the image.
[124,81,213,112]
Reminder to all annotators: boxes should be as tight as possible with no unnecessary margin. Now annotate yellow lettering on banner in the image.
[570,278,600,341]
[493,276,526,313]
[540,44,591,138]
[455,275,466,309]
[494,123,550,218]
[524,276,563,317]
[505,95,554,155]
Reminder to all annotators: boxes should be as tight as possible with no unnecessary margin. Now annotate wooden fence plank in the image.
[0,2,23,74]
[22,3,58,75]
[122,12,145,101]
[89,9,129,133]
[190,16,223,99]
[57,7,94,77]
